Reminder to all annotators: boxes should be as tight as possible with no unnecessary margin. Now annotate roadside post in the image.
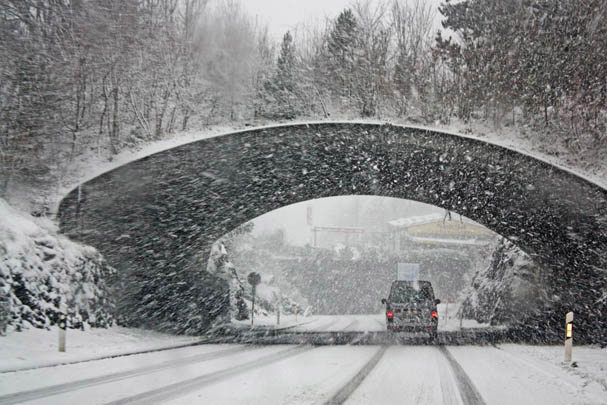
[247,272,261,327]
[58,313,66,352]
[564,311,573,362]
[276,294,281,326]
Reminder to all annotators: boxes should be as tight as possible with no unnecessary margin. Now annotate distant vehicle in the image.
[382,280,440,341]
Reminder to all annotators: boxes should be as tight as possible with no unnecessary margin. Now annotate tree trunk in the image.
[167,106,176,135]
[181,112,190,131]
[110,86,119,155]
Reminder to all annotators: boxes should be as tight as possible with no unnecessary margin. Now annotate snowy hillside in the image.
[460,238,549,329]
[0,198,114,333]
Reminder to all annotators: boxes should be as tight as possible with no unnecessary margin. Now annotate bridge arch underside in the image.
[58,123,607,340]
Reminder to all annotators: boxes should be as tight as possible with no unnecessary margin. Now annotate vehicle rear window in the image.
[389,283,434,304]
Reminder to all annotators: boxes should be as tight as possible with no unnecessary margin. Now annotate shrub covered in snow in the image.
[0,199,114,332]
[460,238,549,326]
[207,241,248,322]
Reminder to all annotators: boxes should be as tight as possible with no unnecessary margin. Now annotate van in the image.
[381,280,440,341]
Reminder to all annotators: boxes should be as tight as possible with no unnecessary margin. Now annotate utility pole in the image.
[247,272,261,327]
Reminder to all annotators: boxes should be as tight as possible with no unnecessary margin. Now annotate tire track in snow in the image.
[105,345,315,405]
[0,345,252,405]
[438,346,486,405]
[324,345,388,405]
[434,347,465,405]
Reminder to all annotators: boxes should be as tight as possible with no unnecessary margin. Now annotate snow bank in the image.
[0,198,114,332]
[499,344,607,398]
[0,325,200,372]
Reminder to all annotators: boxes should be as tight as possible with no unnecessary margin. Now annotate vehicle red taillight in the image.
[431,310,438,319]
[387,311,394,319]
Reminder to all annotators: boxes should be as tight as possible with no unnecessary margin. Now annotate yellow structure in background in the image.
[407,220,495,239]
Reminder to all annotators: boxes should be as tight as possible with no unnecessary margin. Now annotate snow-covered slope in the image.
[460,238,549,327]
[0,198,114,333]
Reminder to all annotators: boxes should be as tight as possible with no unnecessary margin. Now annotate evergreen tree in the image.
[437,0,606,148]
[272,31,300,119]
[276,31,296,93]
[252,28,277,119]
[326,9,359,103]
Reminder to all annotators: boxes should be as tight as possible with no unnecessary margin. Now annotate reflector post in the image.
[564,311,573,363]
[58,313,66,353]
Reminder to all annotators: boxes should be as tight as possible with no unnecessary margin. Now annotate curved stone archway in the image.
[58,123,607,339]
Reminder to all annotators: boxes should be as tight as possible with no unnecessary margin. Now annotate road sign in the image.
[397,263,420,281]
[247,272,261,287]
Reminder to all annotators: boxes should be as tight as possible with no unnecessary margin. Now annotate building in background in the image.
[387,213,497,253]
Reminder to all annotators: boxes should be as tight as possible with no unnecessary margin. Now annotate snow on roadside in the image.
[449,345,607,405]
[499,344,607,394]
[0,325,201,372]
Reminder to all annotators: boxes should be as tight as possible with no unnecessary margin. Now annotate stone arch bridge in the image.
[58,123,607,340]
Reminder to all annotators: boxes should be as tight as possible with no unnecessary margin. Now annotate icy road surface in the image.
[0,316,605,405]
[279,307,489,333]
[1,343,605,405]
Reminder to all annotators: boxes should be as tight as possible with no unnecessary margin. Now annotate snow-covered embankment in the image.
[0,198,114,334]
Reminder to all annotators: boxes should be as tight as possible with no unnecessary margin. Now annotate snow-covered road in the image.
[285,314,384,333]
[277,309,489,333]
[1,322,605,405]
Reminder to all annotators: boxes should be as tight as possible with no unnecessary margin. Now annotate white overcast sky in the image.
[241,0,444,40]
[242,0,354,39]
[251,196,443,246]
